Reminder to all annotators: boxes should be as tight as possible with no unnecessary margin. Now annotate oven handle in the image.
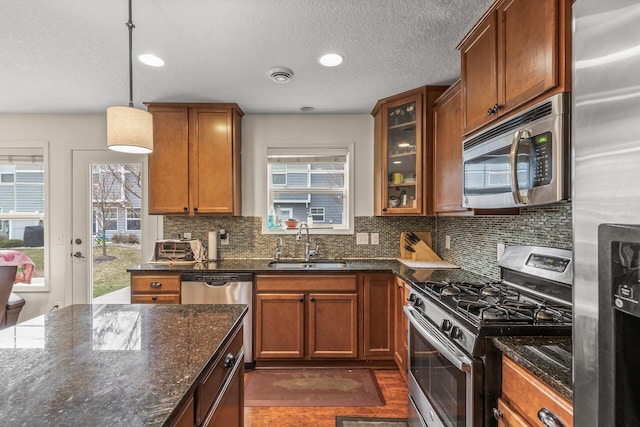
[509,129,531,205]
[404,305,473,371]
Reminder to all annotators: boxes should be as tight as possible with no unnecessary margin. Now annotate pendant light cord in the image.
[126,0,135,108]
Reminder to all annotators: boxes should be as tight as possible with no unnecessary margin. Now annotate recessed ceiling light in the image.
[319,53,343,67]
[269,67,294,83]
[139,54,165,67]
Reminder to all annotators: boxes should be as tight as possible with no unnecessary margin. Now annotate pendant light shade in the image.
[106,0,153,154]
[107,106,153,153]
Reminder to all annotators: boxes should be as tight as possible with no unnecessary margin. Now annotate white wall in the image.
[242,114,374,217]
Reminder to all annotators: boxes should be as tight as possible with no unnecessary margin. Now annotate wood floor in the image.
[243,369,408,427]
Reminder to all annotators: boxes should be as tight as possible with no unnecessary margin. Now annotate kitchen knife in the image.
[404,245,415,252]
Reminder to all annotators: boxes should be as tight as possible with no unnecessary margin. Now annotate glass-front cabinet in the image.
[372,86,446,215]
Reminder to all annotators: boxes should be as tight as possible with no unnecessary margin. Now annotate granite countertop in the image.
[492,336,573,401]
[0,303,247,426]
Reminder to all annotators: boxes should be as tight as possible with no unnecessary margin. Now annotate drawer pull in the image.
[151,296,157,301]
[149,281,162,288]
[223,353,235,369]
[492,407,503,420]
[538,408,565,427]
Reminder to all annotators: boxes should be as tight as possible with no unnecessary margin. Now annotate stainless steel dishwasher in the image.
[180,272,254,366]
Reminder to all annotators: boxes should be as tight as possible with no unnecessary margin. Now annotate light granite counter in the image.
[0,303,247,426]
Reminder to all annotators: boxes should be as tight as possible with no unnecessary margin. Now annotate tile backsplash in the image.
[164,201,572,280]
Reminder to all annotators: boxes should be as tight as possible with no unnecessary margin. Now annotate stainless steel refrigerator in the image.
[573,0,640,425]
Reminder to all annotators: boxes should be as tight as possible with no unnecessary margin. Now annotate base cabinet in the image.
[393,277,409,381]
[362,273,395,359]
[496,355,573,427]
[130,273,181,304]
[255,275,358,360]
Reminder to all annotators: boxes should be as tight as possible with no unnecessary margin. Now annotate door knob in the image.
[73,252,85,258]
[75,238,82,244]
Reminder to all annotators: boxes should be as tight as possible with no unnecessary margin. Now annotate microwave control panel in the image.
[532,131,552,187]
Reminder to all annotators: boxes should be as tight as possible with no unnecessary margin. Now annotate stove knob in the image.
[412,297,422,308]
[450,326,462,340]
[408,293,417,303]
[441,319,452,332]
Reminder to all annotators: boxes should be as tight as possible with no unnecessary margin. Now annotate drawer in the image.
[197,326,243,424]
[256,274,358,292]
[131,294,180,304]
[131,274,181,294]
[502,355,573,427]
[170,393,195,427]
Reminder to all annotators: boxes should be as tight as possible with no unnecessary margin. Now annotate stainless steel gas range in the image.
[403,245,573,427]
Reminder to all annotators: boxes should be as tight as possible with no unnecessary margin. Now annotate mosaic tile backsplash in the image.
[164,201,572,280]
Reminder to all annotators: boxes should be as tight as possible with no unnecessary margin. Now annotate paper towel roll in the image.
[208,231,218,261]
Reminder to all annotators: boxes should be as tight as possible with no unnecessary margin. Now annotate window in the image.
[0,146,47,289]
[266,146,353,234]
[310,207,325,223]
[126,208,141,231]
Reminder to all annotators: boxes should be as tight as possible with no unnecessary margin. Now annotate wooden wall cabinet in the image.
[458,0,571,136]
[495,355,573,427]
[372,86,446,216]
[362,273,395,359]
[393,277,410,381]
[130,272,181,304]
[145,102,243,215]
[254,274,358,360]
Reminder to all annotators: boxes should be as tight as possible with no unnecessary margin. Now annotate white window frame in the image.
[126,207,141,231]
[0,143,49,292]
[264,144,354,235]
[309,207,326,223]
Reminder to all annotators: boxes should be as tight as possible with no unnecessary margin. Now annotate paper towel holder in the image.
[207,230,219,262]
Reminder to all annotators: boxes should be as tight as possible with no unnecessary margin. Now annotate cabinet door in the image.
[433,81,471,214]
[255,293,304,359]
[496,398,531,427]
[460,12,498,135]
[393,277,409,380]
[147,107,190,214]
[308,293,358,359]
[202,355,244,427]
[381,91,424,215]
[498,0,559,115]
[362,273,394,359]
[189,108,236,214]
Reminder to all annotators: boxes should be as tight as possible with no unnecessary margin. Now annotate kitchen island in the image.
[0,303,247,426]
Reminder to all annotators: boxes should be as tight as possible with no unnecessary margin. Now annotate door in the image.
[71,149,155,304]
[254,293,305,359]
[308,293,358,359]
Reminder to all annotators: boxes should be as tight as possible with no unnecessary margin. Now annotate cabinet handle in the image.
[151,296,157,301]
[537,408,565,427]
[223,353,235,369]
[183,206,188,212]
[487,103,504,116]
[298,297,304,302]
[310,297,316,302]
[487,107,496,116]
[149,281,162,288]
[194,206,198,212]
[382,207,387,212]
[492,407,503,420]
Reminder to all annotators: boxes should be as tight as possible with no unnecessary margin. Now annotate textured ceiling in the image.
[0,0,494,114]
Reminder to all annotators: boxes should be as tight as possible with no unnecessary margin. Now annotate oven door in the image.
[404,305,482,427]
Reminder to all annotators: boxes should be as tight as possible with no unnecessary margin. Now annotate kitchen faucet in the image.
[296,222,319,261]
[274,236,283,261]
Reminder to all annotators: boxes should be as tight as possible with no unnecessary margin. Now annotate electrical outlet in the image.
[445,235,451,250]
[497,243,506,261]
[356,232,369,245]
[183,232,191,240]
[370,233,379,245]
[220,231,230,246]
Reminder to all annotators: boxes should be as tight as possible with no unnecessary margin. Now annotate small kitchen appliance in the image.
[462,92,571,209]
[152,239,204,263]
[404,245,572,427]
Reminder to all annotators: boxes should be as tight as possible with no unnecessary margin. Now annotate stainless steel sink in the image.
[267,260,348,269]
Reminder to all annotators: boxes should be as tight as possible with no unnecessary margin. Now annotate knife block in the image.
[400,231,442,261]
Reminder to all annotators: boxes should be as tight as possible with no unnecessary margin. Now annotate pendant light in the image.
[106,0,153,154]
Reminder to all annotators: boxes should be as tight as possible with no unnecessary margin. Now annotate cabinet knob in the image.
[310,297,316,302]
[382,207,387,212]
[538,408,565,427]
[487,107,495,116]
[298,297,304,302]
[492,408,503,420]
[194,206,198,212]
[183,206,188,212]
[149,281,162,288]
[151,296,157,301]
[223,353,236,369]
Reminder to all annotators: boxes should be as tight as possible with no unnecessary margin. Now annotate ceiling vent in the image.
[269,67,294,83]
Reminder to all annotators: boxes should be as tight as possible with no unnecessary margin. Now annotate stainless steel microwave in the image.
[462,92,571,209]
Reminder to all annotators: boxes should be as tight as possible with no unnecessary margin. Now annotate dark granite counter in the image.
[492,336,573,401]
[0,303,247,426]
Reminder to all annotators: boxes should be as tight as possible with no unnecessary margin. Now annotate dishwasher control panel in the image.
[181,272,253,283]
